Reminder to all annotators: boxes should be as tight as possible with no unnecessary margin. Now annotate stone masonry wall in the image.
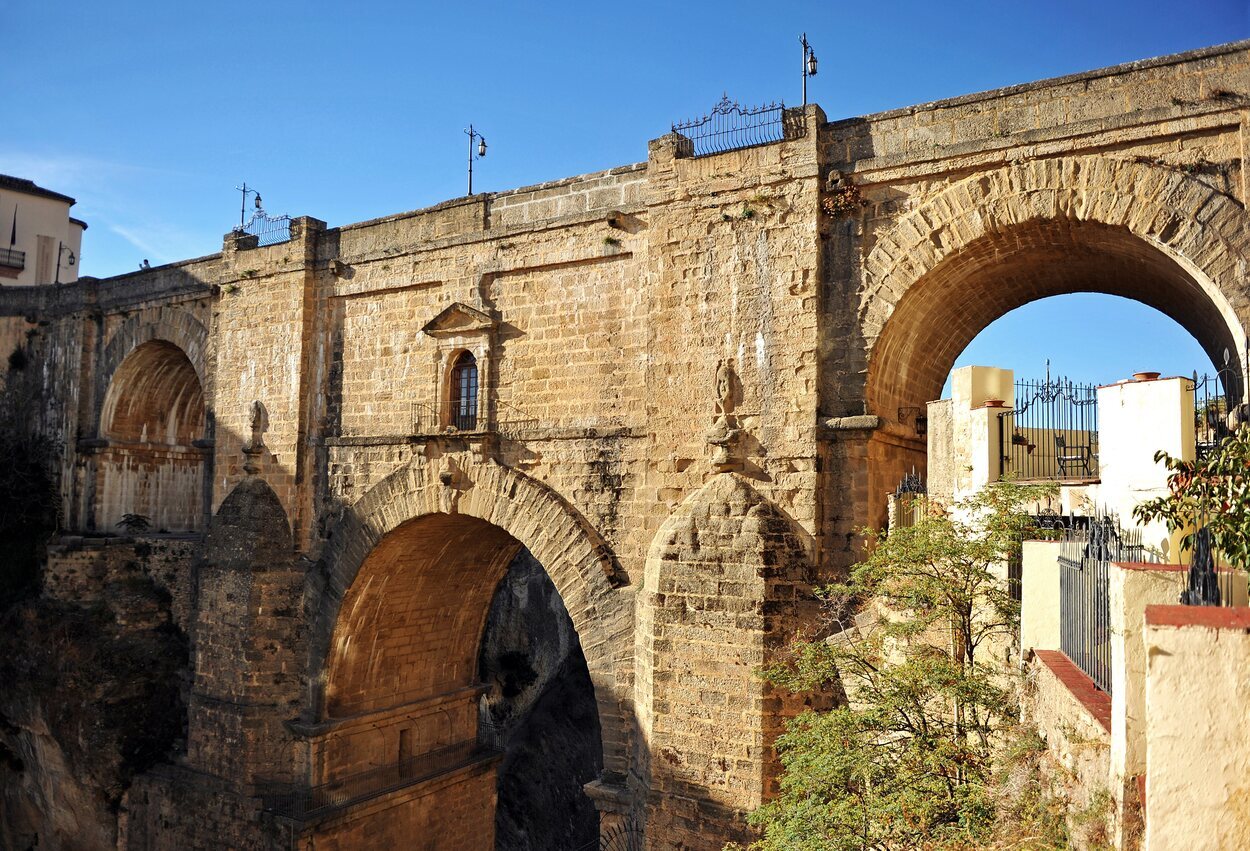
[2,40,1249,851]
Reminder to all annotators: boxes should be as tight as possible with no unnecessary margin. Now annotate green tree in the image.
[1133,426,1250,571]
[736,481,1061,851]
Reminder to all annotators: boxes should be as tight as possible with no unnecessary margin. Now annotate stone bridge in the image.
[4,40,1250,850]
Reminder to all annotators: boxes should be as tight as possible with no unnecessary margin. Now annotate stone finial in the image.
[707,359,743,473]
[242,400,268,475]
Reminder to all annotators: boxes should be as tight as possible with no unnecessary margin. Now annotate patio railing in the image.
[1058,516,1148,693]
[998,376,1099,481]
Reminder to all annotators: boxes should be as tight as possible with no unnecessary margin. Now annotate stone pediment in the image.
[421,302,497,338]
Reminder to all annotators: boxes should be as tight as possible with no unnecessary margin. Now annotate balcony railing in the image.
[1058,516,1148,694]
[998,376,1099,482]
[0,247,25,270]
[410,400,538,438]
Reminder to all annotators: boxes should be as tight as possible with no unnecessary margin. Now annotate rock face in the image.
[479,548,603,851]
[0,548,187,851]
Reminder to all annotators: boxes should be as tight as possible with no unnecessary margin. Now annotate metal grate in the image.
[671,95,804,158]
[998,375,1099,482]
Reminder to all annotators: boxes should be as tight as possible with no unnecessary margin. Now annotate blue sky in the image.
[5,0,1247,385]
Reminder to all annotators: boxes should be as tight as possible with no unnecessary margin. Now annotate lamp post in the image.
[465,125,487,195]
[54,242,76,285]
[235,182,263,227]
[800,33,818,106]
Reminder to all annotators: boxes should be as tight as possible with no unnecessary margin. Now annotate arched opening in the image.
[317,512,603,849]
[448,350,479,430]
[863,217,1246,526]
[868,219,1243,420]
[96,339,208,532]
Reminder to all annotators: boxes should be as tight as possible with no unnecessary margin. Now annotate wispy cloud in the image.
[0,149,216,275]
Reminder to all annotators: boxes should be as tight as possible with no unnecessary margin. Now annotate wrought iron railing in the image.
[234,209,292,247]
[263,723,504,820]
[0,247,24,270]
[408,400,538,437]
[889,469,927,531]
[1192,369,1237,461]
[671,95,804,158]
[1058,516,1149,693]
[998,376,1099,481]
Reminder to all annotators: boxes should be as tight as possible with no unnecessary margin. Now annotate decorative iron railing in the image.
[671,95,804,158]
[263,722,504,820]
[1008,510,1091,606]
[889,469,927,531]
[1058,516,1149,693]
[409,400,538,437]
[234,209,292,247]
[998,376,1099,481]
[1192,369,1237,461]
[0,247,24,270]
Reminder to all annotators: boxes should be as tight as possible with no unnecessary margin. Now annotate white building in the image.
[0,174,87,286]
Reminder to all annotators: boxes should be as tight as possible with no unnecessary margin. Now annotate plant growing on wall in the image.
[732,480,1064,851]
[116,513,153,534]
[821,174,868,219]
[1133,426,1250,571]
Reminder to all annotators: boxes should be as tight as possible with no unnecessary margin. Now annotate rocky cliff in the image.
[0,543,187,851]
[479,548,603,850]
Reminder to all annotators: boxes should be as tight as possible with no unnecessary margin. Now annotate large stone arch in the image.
[857,155,1250,419]
[309,455,635,779]
[96,306,210,434]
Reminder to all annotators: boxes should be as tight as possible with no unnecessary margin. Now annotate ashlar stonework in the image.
[3,40,1250,850]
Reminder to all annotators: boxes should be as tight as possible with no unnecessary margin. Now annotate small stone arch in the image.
[96,307,210,434]
[856,155,1250,418]
[309,456,634,776]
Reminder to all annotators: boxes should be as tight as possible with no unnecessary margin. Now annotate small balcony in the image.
[0,247,25,273]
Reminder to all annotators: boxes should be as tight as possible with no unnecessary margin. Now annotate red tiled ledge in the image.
[1034,649,1111,732]
[1145,605,1250,630]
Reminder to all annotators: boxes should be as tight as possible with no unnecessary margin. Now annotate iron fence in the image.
[1008,510,1091,606]
[1058,516,1148,693]
[409,400,538,437]
[998,376,1099,481]
[1192,369,1236,461]
[671,95,804,158]
[889,469,927,531]
[263,722,504,820]
[235,210,292,247]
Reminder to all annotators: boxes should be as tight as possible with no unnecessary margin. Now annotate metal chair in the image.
[1054,434,1094,477]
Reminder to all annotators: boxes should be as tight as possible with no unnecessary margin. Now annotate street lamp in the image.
[235,182,263,227]
[54,242,76,285]
[465,125,488,195]
[800,33,818,106]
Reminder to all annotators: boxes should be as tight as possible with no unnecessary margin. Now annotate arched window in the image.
[449,351,478,430]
